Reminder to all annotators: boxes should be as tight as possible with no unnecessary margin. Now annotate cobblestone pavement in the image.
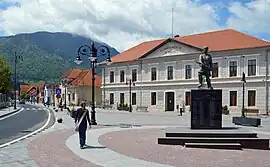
[99,127,270,167]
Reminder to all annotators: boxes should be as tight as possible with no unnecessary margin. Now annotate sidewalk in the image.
[1,105,270,167]
[0,106,21,118]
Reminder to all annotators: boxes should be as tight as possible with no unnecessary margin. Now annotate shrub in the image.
[222,105,230,115]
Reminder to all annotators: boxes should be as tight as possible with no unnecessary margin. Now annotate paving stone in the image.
[1,104,270,167]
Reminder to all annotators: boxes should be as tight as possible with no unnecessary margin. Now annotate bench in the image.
[103,104,113,109]
[244,108,259,116]
[136,106,148,112]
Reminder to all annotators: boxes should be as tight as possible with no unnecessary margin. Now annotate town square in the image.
[1,0,270,166]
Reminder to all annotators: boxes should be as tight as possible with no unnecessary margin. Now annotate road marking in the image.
[0,108,24,121]
[0,108,51,149]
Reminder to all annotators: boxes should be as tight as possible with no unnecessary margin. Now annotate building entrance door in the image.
[165,92,175,111]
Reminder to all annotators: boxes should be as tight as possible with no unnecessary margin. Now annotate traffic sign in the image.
[56,88,61,95]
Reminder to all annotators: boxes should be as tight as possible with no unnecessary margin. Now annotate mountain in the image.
[0,32,119,84]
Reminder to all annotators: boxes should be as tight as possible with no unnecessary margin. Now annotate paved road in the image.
[0,104,48,145]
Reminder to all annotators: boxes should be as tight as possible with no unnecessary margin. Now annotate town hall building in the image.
[102,29,270,114]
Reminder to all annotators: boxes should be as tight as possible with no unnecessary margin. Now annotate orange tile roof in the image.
[111,39,164,63]
[177,29,270,51]
[63,68,102,87]
[20,84,32,93]
[64,68,84,79]
[71,70,89,86]
[111,29,270,63]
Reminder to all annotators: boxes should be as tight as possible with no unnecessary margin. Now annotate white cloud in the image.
[227,0,270,35]
[0,0,221,51]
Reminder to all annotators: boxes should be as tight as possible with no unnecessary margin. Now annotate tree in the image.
[0,56,12,94]
[20,93,27,100]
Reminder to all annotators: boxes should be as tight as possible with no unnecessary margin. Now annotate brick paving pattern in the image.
[99,128,270,167]
[27,127,107,167]
[28,128,101,167]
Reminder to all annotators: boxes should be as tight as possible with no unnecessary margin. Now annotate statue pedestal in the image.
[191,89,222,129]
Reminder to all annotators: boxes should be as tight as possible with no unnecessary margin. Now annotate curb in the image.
[0,106,56,149]
[0,107,22,119]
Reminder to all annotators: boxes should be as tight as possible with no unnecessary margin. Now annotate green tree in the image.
[0,56,12,93]
[20,93,27,100]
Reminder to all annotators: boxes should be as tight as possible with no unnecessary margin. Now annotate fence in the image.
[0,93,7,109]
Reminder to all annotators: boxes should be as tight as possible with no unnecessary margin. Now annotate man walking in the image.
[74,101,91,149]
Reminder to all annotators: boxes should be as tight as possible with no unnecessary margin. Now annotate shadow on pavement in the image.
[83,145,106,149]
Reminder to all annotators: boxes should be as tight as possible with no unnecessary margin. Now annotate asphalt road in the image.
[0,104,48,145]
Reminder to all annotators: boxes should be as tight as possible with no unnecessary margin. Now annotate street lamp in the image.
[126,78,135,112]
[61,78,70,109]
[75,42,111,125]
[241,72,246,117]
[14,52,23,110]
[68,91,71,106]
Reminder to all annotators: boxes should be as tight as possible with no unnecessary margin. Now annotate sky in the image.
[0,0,270,52]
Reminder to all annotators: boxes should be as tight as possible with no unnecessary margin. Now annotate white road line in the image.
[0,108,51,149]
[0,108,24,121]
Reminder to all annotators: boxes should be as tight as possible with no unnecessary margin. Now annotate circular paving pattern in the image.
[28,128,103,167]
[99,127,270,167]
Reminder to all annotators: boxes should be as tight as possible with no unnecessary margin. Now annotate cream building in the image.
[57,68,102,107]
[102,29,270,114]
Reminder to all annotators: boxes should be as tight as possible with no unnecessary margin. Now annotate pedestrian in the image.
[74,101,91,149]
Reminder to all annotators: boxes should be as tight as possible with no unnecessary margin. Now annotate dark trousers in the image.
[78,126,86,147]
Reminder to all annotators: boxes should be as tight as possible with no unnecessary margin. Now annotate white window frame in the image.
[107,67,116,83]
[118,67,126,83]
[247,89,257,107]
[184,63,193,80]
[131,68,138,82]
[229,90,238,107]
[245,55,259,77]
[109,70,115,83]
[165,62,176,81]
[150,91,157,106]
[212,61,220,78]
[148,63,159,81]
[228,59,239,78]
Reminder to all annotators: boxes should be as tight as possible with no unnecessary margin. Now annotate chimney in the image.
[174,35,180,38]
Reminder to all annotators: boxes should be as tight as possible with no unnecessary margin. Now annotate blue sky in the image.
[0,0,269,51]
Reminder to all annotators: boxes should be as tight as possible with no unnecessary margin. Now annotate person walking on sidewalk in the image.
[74,101,91,149]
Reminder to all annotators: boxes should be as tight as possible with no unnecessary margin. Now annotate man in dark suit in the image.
[74,101,91,149]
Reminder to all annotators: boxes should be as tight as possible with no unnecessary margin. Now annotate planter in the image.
[232,116,261,127]
[222,110,230,115]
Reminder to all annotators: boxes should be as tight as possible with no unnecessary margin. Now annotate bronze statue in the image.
[197,46,213,90]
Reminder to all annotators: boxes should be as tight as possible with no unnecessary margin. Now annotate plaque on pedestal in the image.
[191,89,222,129]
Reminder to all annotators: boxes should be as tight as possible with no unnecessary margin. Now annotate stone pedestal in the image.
[191,89,222,129]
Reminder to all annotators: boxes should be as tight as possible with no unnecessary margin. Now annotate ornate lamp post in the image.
[126,78,135,112]
[61,78,70,109]
[75,42,111,125]
[14,52,23,110]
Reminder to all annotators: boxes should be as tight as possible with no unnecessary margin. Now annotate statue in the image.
[197,46,213,90]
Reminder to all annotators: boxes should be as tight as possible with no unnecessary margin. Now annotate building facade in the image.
[20,82,45,103]
[57,68,102,107]
[102,29,270,114]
